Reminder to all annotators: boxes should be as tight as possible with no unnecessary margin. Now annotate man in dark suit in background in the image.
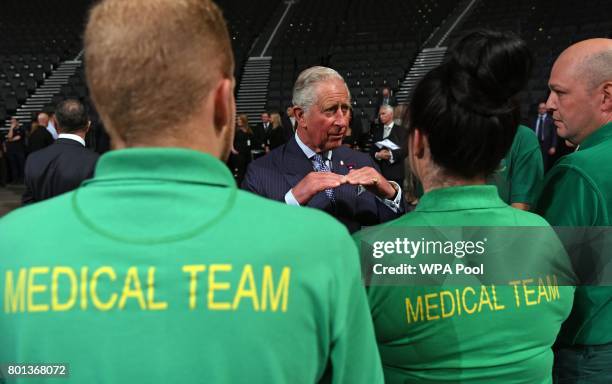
[374,86,397,112]
[27,112,55,153]
[252,111,272,151]
[22,99,99,205]
[281,104,297,141]
[533,101,557,170]
[242,66,403,233]
[370,105,407,185]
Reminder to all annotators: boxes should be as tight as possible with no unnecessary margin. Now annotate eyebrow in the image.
[548,83,567,91]
[322,102,351,110]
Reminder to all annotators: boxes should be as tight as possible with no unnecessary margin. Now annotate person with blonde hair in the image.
[229,113,254,184]
[269,112,286,149]
[0,1,383,383]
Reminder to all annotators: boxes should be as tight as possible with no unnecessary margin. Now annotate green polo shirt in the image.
[489,125,544,206]
[537,122,612,346]
[355,185,574,383]
[0,148,383,383]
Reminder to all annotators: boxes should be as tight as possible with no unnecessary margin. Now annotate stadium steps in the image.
[424,0,481,48]
[236,57,271,123]
[3,60,81,127]
[396,47,447,103]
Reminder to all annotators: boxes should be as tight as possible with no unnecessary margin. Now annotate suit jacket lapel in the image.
[281,137,311,187]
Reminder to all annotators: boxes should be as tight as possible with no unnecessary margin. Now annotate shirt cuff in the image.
[388,151,395,164]
[376,181,402,212]
[285,189,301,206]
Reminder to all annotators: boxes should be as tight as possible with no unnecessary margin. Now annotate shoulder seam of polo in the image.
[549,164,607,224]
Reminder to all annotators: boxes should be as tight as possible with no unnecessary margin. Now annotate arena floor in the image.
[0,184,24,218]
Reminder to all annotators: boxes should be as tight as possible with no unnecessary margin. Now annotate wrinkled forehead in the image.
[313,79,350,107]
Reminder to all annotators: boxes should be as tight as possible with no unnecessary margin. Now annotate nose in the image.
[545,91,557,111]
[333,109,348,126]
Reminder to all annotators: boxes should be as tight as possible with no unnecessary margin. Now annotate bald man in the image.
[536,38,612,383]
[27,112,54,153]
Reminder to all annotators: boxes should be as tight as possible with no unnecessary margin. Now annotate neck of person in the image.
[419,162,486,193]
[58,130,87,139]
[296,129,333,155]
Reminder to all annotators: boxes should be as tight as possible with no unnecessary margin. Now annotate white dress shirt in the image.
[58,133,86,147]
[46,121,58,140]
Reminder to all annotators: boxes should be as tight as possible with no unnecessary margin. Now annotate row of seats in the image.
[0,54,61,122]
[265,0,460,118]
[0,0,280,127]
[447,0,612,120]
[0,0,92,123]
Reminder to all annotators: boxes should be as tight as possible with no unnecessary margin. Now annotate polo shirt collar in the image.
[86,147,235,188]
[415,185,506,212]
[578,122,612,151]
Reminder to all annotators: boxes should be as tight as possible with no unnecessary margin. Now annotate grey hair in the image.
[292,66,351,112]
[379,104,394,113]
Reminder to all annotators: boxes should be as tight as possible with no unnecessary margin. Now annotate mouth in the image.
[552,118,563,127]
[329,129,346,139]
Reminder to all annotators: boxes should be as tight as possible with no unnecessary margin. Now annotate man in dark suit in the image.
[27,112,55,153]
[22,99,99,205]
[252,111,272,151]
[281,104,297,141]
[243,66,403,233]
[533,101,558,170]
[375,86,397,112]
[370,105,407,185]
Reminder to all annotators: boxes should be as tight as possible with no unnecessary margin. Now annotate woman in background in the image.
[228,114,254,185]
[5,117,26,183]
[268,112,286,150]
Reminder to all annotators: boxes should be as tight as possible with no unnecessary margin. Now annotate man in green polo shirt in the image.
[536,38,612,383]
[490,124,544,211]
[0,0,383,383]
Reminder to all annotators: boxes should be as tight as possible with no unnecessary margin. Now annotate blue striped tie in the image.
[312,153,336,202]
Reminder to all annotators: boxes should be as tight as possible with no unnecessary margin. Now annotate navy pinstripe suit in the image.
[242,136,402,233]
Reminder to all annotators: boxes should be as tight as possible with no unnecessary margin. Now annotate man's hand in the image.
[344,167,396,199]
[375,149,391,161]
[548,147,556,156]
[291,172,345,205]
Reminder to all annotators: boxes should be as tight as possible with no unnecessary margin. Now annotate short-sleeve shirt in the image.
[355,185,574,383]
[537,122,612,346]
[489,125,543,206]
[0,148,384,383]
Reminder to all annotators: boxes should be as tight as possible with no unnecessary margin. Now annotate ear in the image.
[213,77,235,134]
[411,128,426,158]
[601,81,612,113]
[294,107,306,129]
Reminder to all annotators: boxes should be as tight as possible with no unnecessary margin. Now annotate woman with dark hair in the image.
[355,30,574,383]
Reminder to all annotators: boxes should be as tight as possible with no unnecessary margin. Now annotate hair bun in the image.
[444,30,533,115]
